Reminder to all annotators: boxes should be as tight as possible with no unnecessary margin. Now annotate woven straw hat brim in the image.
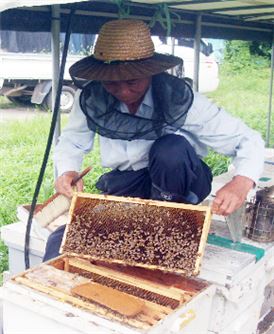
[69,53,182,82]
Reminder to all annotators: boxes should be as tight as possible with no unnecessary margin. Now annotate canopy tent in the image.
[1,0,274,42]
[1,0,273,269]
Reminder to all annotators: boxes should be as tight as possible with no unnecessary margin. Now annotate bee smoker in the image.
[245,186,274,242]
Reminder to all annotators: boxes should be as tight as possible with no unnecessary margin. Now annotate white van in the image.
[152,36,219,93]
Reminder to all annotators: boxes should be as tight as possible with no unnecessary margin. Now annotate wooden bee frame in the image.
[12,255,210,331]
[61,193,211,276]
[10,193,213,332]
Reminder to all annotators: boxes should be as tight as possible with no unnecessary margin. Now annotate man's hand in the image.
[55,171,84,198]
[212,175,254,216]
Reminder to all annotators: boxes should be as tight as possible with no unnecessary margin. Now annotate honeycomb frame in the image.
[60,193,211,276]
[12,255,210,330]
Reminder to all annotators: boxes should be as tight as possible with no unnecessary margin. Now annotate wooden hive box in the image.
[8,193,215,333]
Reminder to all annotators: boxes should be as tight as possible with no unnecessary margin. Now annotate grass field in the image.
[0,66,273,278]
[208,67,273,138]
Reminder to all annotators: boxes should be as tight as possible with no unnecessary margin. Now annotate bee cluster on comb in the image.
[62,194,210,275]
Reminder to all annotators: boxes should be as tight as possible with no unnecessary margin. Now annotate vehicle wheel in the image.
[7,96,32,105]
[44,85,76,113]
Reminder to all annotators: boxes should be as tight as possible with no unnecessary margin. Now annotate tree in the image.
[224,40,271,71]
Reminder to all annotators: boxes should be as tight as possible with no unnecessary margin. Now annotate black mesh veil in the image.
[79,73,193,140]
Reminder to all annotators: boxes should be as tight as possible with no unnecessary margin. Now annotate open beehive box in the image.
[10,193,214,333]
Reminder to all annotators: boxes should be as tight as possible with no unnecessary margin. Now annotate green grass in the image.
[0,96,16,109]
[0,65,273,280]
[203,66,274,174]
[0,115,106,281]
[0,116,105,225]
[207,67,274,144]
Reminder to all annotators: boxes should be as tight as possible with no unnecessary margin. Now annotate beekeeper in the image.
[43,19,264,260]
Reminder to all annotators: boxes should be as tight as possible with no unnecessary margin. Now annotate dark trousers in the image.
[43,134,212,261]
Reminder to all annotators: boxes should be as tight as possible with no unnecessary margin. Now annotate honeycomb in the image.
[69,264,180,309]
[62,195,210,275]
[15,255,210,330]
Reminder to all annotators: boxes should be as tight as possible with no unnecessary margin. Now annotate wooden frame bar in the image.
[61,193,212,276]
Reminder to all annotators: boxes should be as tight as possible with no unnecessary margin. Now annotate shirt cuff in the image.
[56,161,82,177]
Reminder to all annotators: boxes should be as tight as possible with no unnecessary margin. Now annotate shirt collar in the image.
[142,85,153,108]
[120,84,153,117]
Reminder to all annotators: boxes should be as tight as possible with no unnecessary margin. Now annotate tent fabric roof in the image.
[137,0,274,23]
[1,0,274,41]
[0,0,90,12]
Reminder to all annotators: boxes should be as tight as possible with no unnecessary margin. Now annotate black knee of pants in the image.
[149,134,212,203]
[43,224,66,261]
[96,168,151,199]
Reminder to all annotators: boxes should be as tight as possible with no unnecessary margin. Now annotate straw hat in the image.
[69,19,182,82]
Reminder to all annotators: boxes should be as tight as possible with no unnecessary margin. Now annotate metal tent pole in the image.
[193,14,201,92]
[266,30,274,147]
[51,5,61,178]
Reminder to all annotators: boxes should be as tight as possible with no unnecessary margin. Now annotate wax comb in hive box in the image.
[61,193,212,276]
[12,255,213,331]
[10,193,214,332]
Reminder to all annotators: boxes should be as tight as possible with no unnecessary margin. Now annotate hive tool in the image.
[225,205,245,242]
